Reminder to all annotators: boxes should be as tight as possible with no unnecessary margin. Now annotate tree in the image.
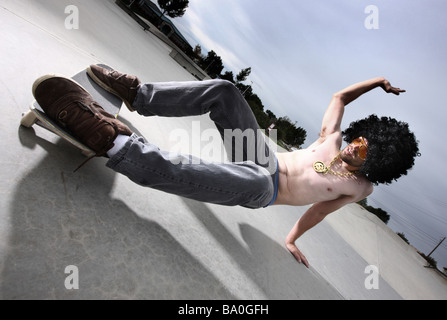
[397,232,410,244]
[201,50,224,78]
[235,82,253,98]
[275,116,307,147]
[157,0,189,18]
[190,45,307,147]
[265,110,276,121]
[222,67,252,97]
[236,67,251,82]
[357,198,391,224]
[220,71,235,83]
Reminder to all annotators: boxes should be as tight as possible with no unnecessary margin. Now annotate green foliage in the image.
[397,232,410,244]
[157,0,189,18]
[124,1,306,147]
[220,71,235,83]
[419,252,438,268]
[357,198,390,224]
[236,67,251,82]
[275,116,307,147]
[200,50,224,79]
[243,96,306,148]
[246,94,271,129]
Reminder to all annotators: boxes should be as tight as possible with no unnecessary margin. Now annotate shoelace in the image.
[70,101,118,172]
[109,71,139,91]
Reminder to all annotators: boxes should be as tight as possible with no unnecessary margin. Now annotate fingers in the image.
[382,80,406,95]
[292,251,302,264]
[297,251,309,268]
[391,87,406,95]
[301,255,310,268]
[287,244,310,268]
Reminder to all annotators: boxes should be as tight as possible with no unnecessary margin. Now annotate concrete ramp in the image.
[1,0,446,300]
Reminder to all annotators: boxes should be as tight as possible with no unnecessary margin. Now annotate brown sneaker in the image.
[32,75,132,156]
[87,65,141,112]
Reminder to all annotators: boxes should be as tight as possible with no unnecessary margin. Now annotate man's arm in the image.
[316,77,405,142]
[337,77,406,105]
[285,195,364,268]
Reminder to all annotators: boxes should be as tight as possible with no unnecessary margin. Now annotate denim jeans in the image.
[106,80,278,209]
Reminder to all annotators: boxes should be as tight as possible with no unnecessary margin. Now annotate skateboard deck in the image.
[21,64,123,157]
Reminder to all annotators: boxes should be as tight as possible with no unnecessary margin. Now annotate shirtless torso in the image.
[275,133,373,207]
[280,77,404,267]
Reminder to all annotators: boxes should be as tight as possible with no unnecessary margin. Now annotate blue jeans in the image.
[106,80,278,209]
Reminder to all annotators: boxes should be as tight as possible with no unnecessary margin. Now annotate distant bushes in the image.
[357,198,390,224]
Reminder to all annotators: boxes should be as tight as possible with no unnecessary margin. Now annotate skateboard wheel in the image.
[20,110,38,127]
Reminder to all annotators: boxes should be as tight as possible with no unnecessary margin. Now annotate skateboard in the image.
[21,64,123,157]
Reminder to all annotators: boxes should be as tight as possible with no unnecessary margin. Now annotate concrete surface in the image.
[1,0,446,300]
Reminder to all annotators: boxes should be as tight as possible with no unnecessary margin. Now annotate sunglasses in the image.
[352,137,368,160]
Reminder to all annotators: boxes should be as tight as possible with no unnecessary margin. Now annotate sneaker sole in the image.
[86,66,136,112]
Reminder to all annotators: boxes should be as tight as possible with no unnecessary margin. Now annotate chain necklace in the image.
[313,152,356,177]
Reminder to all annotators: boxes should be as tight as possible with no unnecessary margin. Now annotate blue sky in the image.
[169,0,447,268]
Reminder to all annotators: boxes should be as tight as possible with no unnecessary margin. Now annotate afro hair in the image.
[342,114,420,185]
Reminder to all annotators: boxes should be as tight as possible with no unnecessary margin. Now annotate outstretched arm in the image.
[335,77,405,105]
[285,195,361,268]
[316,77,405,142]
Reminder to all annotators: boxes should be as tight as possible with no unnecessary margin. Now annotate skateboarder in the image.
[32,65,420,267]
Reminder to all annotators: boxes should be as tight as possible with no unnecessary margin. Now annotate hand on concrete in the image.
[286,243,309,268]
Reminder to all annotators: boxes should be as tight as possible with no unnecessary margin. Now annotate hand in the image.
[380,79,406,95]
[286,242,309,268]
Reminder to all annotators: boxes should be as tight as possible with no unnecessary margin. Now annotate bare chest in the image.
[276,149,370,205]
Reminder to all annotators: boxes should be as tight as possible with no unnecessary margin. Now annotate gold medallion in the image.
[313,161,328,173]
[313,153,356,177]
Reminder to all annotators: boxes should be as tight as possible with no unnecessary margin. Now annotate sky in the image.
[167,0,447,268]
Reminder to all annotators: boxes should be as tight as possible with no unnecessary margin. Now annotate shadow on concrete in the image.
[182,199,343,300]
[2,127,235,299]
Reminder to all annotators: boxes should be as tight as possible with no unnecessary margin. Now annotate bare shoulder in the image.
[307,131,343,150]
[349,176,374,201]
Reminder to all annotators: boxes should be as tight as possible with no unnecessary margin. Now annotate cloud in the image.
[174,1,249,72]
[171,0,447,267]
